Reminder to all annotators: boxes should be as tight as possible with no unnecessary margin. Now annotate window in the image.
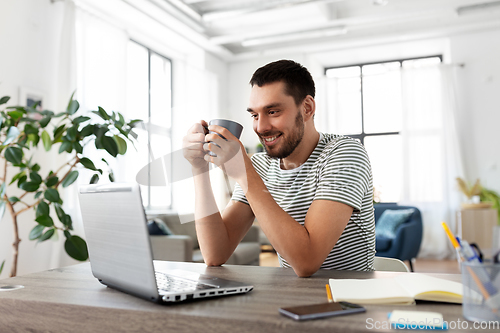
[325,56,442,202]
[125,40,172,210]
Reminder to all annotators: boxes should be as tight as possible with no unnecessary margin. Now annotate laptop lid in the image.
[78,183,161,302]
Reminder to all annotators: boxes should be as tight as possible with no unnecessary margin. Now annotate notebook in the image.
[329,273,462,305]
[78,182,253,303]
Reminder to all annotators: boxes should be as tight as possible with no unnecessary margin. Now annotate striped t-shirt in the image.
[232,133,375,271]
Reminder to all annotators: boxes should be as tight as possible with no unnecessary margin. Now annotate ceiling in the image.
[142,0,500,57]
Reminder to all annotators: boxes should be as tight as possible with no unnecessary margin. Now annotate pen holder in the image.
[462,262,500,322]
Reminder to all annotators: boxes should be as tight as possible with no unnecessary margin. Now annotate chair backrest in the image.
[373,256,410,272]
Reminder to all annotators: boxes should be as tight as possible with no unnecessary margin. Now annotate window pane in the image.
[364,135,402,202]
[362,63,402,133]
[150,53,172,127]
[328,76,362,135]
[126,42,149,121]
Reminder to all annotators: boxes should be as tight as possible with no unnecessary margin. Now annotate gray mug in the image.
[207,119,243,156]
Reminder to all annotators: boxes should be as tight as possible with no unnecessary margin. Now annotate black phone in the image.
[279,301,366,321]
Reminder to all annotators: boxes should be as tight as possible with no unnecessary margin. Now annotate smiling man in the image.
[183,60,375,277]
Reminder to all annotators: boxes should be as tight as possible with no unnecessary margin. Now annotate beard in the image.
[258,110,305,159]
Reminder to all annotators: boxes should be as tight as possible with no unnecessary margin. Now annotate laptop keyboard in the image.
[155,272,216,293]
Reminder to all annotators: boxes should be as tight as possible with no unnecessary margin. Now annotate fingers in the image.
[188,121,208,135]
[207,125,236,141]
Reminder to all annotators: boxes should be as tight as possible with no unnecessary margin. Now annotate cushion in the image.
[375,209,415,239]
[147,219,172,235]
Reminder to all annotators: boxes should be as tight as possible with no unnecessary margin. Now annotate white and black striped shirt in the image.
[232,133,375,271]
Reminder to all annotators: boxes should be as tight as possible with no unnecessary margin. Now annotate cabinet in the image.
[457,208,498,252]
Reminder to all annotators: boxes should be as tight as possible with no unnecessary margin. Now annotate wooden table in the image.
[0,262,495,332]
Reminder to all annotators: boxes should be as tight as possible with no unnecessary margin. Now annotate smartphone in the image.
[279,301,366,321]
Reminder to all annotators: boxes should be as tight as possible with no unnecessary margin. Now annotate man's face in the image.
[247,81,305,159]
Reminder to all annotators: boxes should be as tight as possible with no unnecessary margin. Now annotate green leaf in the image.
[0,182,6,197]
[30,171,42,184]
[0,260,4,275]
[64,230,71,239]
[79,157,97,171]
[62,170,79,188]
[38,228,55,242]
[45,175,58,187]
[117,112,125,127]
[17,175,27,187]
[97,107,110,120]
[0,96,10,105]
[128,119,142,128]
[39,116,52,128]
[113,135,127,155]
[54,203,65,221]
[73,116,90,124]
[4,126,20,145]
[41,130,51,151]
[5,146,23,165]
[59,141,72,154]
[80,124,95,138]
[8,196,20,203]
[101,136,118,157]
[32,163,41,172]
[64,235,88,261]
[27,133,40,147]
[19,181,39,192]
[44,188,61,203]
[62,214,73,229]
[53,125,66,143]
[67,100,79,115]
[73,142,83,154]
[101,158,109,166]
[0,201,6,221]
[24,123,38,135]
[7,110,24,121]
[66,126,77,141]
[34,191,43,199]
[36,201,50,217]
[35,215,54,227]
[29,225,45,240]
[90,174,99,184]
[9,171,26,185]
[109,172,115,182]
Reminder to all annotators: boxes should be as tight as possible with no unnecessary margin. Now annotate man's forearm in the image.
[193,166,231,265]
[242,167,319,276]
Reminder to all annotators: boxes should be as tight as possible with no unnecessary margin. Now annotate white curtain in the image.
[400,64,465,259]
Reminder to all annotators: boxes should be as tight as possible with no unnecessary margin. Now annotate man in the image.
[183,60,375,277]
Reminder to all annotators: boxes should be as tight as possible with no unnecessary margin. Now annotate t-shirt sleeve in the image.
[314,139,372,212]
[231,181,249,205]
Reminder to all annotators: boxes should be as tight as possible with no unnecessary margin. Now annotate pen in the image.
[326,284,333,303]
[441,222,499,311]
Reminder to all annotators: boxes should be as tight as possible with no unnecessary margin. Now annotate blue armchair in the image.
[374,203,423,271]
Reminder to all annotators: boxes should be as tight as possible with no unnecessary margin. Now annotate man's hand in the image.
[183,121,210,171]
[203,125,250,188]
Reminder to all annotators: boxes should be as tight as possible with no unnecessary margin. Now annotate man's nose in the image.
[255,116,272,134]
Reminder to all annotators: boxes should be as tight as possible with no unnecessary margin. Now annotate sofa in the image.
[147,213,261,266]
[374,203,423,271]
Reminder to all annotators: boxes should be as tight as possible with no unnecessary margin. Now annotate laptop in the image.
[78,182,253,303]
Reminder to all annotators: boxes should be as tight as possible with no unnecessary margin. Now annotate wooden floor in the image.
[259,252,461,274]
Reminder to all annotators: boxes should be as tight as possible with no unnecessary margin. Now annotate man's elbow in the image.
[293,263,321,278]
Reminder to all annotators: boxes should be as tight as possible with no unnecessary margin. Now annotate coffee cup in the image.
[207,119,243,156]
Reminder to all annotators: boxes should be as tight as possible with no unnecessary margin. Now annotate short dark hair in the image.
[249,59,315,105]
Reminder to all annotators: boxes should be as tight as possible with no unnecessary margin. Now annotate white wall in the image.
[449,29,500,192]
[0,0,69,278]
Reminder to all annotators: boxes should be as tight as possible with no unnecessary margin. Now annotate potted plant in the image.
[0,94,140,277]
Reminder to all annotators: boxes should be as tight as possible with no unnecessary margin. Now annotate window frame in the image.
[129,39,173,211]
[324,55,442,144]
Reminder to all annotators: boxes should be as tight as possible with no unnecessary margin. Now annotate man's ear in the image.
[302,95,316,120]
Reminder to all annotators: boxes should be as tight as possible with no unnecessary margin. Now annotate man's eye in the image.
[269,110,278,115]
[250,114,258,119]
